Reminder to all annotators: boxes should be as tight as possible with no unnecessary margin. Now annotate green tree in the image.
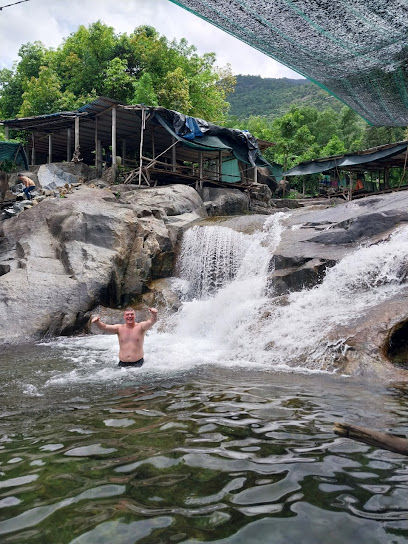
[321,134,347,156]
[133,72,158,106]
[19,66,63,117]
[362,126,405,148]
[103,57,135,102]
[1,22,233,123]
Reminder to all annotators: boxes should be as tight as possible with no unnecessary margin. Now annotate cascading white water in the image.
[167,218,408,373]
[177,225,251,299]
[45,215,408,383]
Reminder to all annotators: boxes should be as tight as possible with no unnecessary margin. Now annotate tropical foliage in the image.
[0,22,235,124]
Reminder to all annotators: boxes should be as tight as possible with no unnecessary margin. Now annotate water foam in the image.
[45,218,408,383]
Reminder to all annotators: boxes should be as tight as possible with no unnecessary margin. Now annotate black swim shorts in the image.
[118,358,144,368]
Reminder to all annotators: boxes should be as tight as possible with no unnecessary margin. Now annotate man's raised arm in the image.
[141,308,158,332]
[92,316,120,334]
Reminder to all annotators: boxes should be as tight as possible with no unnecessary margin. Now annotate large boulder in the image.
[37,162,93,190]
[0,184,207,344]
[198,187,250,216]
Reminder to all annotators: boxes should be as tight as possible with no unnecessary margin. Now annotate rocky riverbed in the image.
[1,163,408,380]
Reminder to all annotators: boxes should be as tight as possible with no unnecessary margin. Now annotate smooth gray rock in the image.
[197,187,249,216]
[0,184,207,344]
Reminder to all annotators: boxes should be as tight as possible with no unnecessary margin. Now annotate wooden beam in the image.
[4,126,9,140]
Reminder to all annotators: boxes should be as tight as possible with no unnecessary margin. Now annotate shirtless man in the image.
[92,307,158,368]
[17,173,36,200]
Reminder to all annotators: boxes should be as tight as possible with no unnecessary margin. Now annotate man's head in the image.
[123,307,136,324]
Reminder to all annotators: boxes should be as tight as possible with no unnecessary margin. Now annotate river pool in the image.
[0,339,408,544]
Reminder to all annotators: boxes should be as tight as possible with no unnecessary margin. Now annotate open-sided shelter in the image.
[283,140,408,197]
[1,97,279,188]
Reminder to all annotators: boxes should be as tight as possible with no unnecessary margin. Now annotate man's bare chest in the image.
[118,325,143,343]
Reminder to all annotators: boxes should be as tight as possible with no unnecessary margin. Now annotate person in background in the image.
[355,173,365,191]
[17,173,36,200]
[92,307,158,368]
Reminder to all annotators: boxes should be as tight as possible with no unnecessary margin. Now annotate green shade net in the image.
[0,142,28,170]
[170,0,408,126]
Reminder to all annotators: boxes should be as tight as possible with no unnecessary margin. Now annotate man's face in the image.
[124,311,135,323]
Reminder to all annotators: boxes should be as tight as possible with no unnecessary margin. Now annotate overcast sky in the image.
[0,0,303,79]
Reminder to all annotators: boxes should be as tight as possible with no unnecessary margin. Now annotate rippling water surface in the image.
[1,342,408,544]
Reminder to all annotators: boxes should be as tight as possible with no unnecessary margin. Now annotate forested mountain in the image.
[228,75,344,120]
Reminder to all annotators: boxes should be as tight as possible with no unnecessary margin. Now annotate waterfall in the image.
[178,225,251,299]
[167,218,408,373]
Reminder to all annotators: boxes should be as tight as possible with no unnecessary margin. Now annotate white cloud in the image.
[0,0,303,79]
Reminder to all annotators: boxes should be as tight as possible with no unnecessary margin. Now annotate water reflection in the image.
[0,347,407,543]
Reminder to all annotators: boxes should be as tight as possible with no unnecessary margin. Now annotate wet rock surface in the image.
[270,192,408,377]
[0,183,207,344]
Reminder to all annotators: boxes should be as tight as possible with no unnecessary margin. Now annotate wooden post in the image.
[138,106,146,186]
[199,151,203,189]
[348,172,353,201]
[384,167,389,189]
[151,127,155,161]
[97,140,102,177]
[4,126,9,140]
[94,116,98,169]
[253,165,258,184]
[94,117,101,174]
[122,139,126,165]
[112,106,117,178]
[74,116,80,151]
[67,128,72,162]
[172,137,177,172]
[31,133,35,166]
[218,151,222,182]
[48,134,52,163]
